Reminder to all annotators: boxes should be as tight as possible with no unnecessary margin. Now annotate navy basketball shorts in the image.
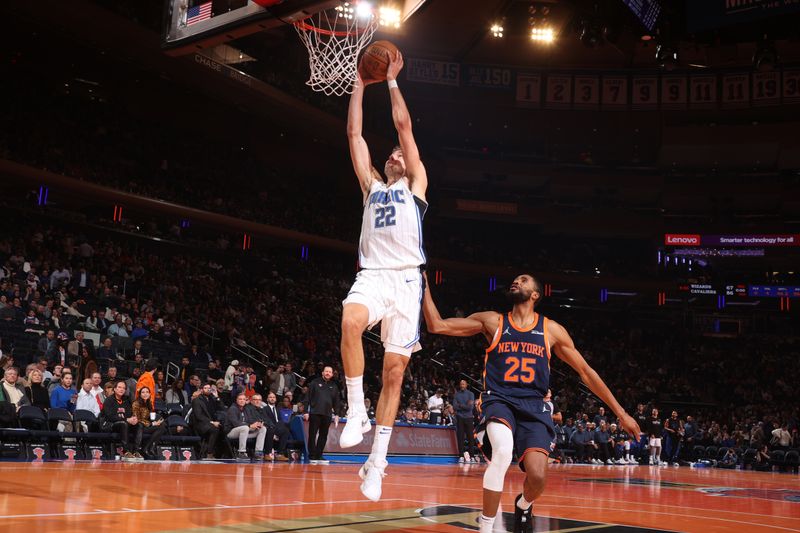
[475,396,556,471]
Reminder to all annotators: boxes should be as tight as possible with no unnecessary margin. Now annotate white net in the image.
[294,5,378,97]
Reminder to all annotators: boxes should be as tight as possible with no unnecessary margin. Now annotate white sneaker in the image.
[340,410,371,448]
[464,451,471,463]
[672,462,680,467]
[628,457,638,464]
[309,459,319,465]
[659,461,668,467]
[360,462,386,502]
[459,457,465,463]
[605,459,614,465]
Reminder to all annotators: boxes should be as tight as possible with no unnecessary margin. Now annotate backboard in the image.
[162,0,425,56]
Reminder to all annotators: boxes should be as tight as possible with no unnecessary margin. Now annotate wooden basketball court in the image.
[0,461,797,532]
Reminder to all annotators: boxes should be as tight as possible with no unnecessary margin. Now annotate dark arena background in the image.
[1,0,799,531]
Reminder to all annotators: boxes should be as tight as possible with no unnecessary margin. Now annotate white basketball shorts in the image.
[649,437,662,448]
[342,267,423,357]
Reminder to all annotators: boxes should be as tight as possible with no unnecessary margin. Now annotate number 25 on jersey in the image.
[504,356,536,384]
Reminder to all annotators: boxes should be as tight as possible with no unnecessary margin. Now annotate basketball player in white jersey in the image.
[340,50,428,501]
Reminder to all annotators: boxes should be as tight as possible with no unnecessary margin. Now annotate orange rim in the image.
[293,14,375,37]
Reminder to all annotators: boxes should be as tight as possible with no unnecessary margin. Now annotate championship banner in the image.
[601,76,628,109]
[464,64,514,90]
[405,57,460,86]
[516,73,542,108]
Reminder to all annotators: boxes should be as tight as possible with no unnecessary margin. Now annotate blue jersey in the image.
[481,312,551,402]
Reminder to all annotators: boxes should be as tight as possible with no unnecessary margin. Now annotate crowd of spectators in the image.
[0,209,796,468]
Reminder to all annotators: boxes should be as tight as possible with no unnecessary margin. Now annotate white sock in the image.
[479,514,496,533]
[345,375,365,412]
[517,494,532,510]
[369,425,392,467]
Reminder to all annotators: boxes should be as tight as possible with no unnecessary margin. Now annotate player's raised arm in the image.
[548,320,641,440]
[422,280,497,339]
[385,51,427,201]
[347,74,380,202]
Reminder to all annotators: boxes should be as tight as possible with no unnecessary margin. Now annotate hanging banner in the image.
[464,64,514,90]
[516,73,542,108]
[783,70,800,104]
[631,76,658,109]
[752,71,781,106]
[405,57,460,86]
[661,76,688,109]
[721,73,750,109]
[573,76,600,109]
[545,75,572,109]
[689,76,717,109]
[601,76,628,109]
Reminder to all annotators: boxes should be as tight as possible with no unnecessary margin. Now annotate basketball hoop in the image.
[294,2,378,96]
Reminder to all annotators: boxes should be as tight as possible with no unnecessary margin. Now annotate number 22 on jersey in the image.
[374,205,396,228]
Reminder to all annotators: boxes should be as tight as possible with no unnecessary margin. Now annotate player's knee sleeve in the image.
[483,422,513,492]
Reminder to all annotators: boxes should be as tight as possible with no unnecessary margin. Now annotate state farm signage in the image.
[665,234,701,246]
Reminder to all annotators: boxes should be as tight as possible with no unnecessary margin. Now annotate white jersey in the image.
[358,178,427,270]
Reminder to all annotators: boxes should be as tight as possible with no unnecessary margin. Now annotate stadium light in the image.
[530,26,554,43]
[490,23,504,38]
[355,1,373,20]
[378,6,402,28]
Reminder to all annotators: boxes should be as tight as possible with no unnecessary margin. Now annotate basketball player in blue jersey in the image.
[340,51,428,501]
[423,275,641,533]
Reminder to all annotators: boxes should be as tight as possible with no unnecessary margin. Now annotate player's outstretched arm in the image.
[386,51,428,201]
[549,320,642,440]
[422,280,497,338]
[347,73,380,202]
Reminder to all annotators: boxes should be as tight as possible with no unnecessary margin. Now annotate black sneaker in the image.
[235,452,250,463]
[513,493,533,533]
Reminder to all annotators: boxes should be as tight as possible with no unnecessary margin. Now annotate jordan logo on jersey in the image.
[503,327,511,336]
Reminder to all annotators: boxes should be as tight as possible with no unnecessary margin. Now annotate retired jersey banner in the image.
[661,76,688,109]
[545,75,572,109]
[516,73,542,108]
[601,76,628,109]
[752,71,781,106]
[405,57,460,86]
[784,70,800,104]
[722,73,750,108]
[631,76,658,109]
[689,76,717,108]
[573,76,600,109]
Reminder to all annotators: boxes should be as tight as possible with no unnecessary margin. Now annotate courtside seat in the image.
[784,449,799,473]
[692,445,705,461]
[704,446,718,460]
[769,449,786,471]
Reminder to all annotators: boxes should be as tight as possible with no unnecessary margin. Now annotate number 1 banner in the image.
[515,73,542,108]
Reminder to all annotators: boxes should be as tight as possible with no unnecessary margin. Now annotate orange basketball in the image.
[358,40,399,82]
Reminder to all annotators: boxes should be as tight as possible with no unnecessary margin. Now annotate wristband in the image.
[388,79,398,89]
